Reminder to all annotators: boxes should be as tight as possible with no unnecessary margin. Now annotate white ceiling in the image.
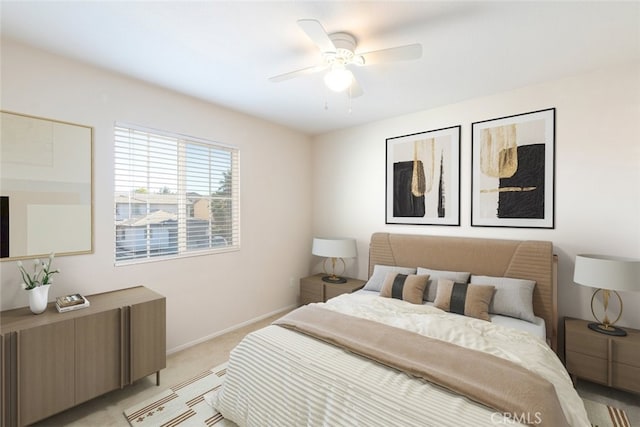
[1,1,638,135]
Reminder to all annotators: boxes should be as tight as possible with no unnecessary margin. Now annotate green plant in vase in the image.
[17,253,59,290]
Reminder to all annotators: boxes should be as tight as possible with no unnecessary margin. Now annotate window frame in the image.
[113,122,240,266]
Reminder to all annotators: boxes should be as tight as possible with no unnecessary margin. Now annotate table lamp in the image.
[312,237,357,283]
[573,254,640,336]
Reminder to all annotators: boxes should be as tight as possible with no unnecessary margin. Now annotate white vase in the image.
[28,284,51,314]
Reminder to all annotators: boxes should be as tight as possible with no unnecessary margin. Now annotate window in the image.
[114,123,239,264]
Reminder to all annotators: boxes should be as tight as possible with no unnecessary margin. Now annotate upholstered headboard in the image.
[369,232,558,352]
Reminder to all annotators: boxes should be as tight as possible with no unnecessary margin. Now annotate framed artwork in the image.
[471,108,555,228]
[386,125,461,226]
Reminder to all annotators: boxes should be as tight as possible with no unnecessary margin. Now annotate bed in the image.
[212,233,590,426]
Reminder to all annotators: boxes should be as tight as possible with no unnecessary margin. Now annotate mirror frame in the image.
[1,110,94,261]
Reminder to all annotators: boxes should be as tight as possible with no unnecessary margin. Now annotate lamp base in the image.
[588,322,627,336]
[321,275,347,284]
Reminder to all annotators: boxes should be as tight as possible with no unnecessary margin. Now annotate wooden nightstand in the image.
[299,273,366,305]
[565,317,640,394]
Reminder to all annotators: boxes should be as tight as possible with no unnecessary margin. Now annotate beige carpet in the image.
[124,362,631,427]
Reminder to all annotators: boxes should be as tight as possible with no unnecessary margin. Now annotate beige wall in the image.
[311,62,640,329]
[0,38,313,352]
[2,36,638,352]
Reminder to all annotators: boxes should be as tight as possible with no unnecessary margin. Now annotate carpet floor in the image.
[124,362,631,427]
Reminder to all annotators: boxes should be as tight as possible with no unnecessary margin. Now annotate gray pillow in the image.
[362,265,417,292]
[416,267,471,302]
[470,275,536,323]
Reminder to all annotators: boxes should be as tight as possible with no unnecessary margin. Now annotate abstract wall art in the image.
[471,108,555,228]
[386,125,461,226]
[0,110,93,260]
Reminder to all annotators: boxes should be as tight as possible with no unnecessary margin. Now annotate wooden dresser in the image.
[1,286,166,426]
[565,317,640,394]
[299,273,366,305]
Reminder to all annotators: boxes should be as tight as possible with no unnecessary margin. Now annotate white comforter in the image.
[214,292,590,427]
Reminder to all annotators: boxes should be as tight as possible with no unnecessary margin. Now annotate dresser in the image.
[299,273,366,305]
[1,286,166,426]
[565,317,640,394]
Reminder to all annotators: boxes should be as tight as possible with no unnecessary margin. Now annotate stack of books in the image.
[56,293,90,313]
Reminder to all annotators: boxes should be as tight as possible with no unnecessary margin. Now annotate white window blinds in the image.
[114,123,239,264]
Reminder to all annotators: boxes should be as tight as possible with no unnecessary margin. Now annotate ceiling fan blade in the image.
[297,19,336,53]
[360,43,422,66]
[269,64,328,83]
[349,77,364,98]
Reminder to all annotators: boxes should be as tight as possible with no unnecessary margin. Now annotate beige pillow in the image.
[416,267,471,302]
[380,273,430,305]
[433,279,495,321]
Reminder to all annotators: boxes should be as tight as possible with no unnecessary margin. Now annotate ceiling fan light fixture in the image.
[270,19,421,98]
[324,64,353,92]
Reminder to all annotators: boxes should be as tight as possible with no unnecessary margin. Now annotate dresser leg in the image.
[156,371,160,386]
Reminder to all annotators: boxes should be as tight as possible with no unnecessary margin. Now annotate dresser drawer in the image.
[565,329,607,357]
[300,275,366,305]
[613,340,640,368]
[325,283,364,300]
[300,281,323,305]
[566,350,608,385]
[325,285,347,300]
[612,362,640,393]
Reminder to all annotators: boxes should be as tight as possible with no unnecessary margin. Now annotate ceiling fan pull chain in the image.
[324,86,329,110]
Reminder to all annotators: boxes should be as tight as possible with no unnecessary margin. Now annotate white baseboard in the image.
[166,304,297,355]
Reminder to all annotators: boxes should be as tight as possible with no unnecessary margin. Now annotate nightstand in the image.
[565,317,640,394]
[299,273,366,305]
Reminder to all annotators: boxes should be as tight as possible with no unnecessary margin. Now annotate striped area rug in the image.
[583,398,632,427]
[124,363,234,427]
[124,362,631,427]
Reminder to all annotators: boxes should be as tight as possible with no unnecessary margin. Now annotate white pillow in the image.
[362,265,417,292]
[470,275,536,323]
[416,268,471,302]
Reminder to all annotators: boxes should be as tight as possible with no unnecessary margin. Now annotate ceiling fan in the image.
[269,19,423,97]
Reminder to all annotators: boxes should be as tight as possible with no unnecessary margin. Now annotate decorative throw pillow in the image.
[416,267,471,302]
[379,273,430,305]
[433,279,494,321]
[470,275,536,323]
[362,265,417,292]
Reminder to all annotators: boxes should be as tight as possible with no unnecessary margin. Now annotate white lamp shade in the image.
[323,65,353,92]
[574,254,640,292]
[312,238,357,258]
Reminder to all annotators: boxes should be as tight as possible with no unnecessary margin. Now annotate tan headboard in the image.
[369,232,558,353]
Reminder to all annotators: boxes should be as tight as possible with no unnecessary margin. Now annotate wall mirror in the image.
[0,111,93,260]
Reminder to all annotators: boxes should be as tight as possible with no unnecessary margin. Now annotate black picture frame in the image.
[386,125,461,226]
[471,108,555,228]
[0,196,8,258]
